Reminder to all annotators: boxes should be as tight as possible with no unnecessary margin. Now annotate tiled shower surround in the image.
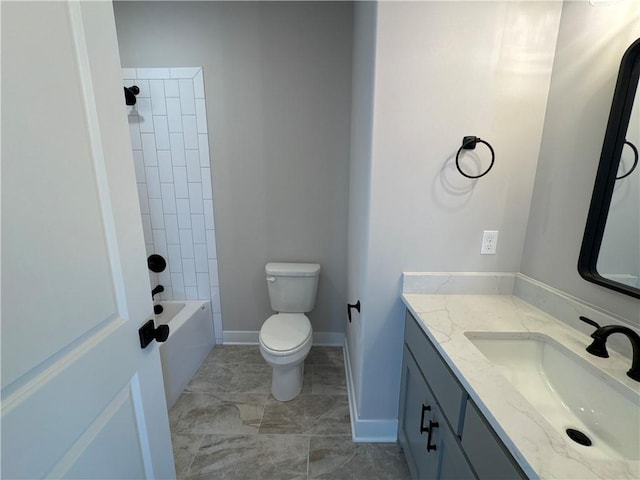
[122,67,222,339]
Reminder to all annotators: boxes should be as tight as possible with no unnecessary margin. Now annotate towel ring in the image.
[455,136,495,179]
[616,140,638,180]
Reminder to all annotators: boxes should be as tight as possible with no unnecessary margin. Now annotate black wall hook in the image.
[455,136,495,179]
[347,300,361,322]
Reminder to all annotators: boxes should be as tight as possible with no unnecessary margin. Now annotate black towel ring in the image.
[616,140,638,180]
[455,136,495,179]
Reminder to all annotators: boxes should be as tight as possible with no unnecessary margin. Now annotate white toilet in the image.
[259,262,320,402]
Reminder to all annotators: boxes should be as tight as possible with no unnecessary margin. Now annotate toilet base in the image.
[270,360,305,402]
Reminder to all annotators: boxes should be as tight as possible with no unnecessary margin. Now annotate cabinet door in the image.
[399,346,440,479]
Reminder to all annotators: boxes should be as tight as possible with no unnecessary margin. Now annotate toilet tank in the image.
[265,262,321,313]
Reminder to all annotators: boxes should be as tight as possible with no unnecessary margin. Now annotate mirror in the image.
[579,38,640,299]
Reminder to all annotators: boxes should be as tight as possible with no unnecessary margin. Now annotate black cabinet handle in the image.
[426,420,439,452]
[419,404,431,434]
[347,300,361,322]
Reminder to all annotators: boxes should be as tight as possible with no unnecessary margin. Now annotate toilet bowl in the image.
[259,262,320,402]
[259,313,313,401]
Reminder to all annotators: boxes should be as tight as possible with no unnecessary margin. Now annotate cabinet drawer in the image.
[405,311,466,433]
[461,400,527,480]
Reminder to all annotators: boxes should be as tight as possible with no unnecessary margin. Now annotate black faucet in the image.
[579,316,640,382]
[151,284,164,299]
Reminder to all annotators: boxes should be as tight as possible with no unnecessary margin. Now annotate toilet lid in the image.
[260,313,312,352]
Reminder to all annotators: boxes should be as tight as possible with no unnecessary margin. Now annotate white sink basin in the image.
[464,331,640,461]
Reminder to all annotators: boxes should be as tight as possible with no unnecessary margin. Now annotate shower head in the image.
[124,85,140,106]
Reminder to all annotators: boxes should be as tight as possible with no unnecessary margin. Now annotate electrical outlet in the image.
[481,230,498,254]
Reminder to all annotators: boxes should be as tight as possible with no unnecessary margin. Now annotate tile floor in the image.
[169,345,411,479]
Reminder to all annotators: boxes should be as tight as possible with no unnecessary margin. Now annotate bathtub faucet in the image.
[151,284,164,300]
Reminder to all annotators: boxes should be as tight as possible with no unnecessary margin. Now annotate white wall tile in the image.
[206,229,217,259]
[194,245,208,272]
[128,118,142,150]
[171,67,199,79]
[176,199,192,229]
[186,151,201,182]
[167,244,183,272]
[153,116,170,149]
[198,135,210,166]
[159,287,173,301]
[141,215,153,242]
[141,133,158,166]
[157,151,173,183]
[132,150,145,181]
[148,199,165,229]
[193,69,205,99]
[173,167,189,198]
[210,287,221,313]
[201,168,212,199]
[185,286,198,300]
[195,99,207,133]
[182,258,197,286]
[171,273,185,298]
[145,167,161,198]
[166,98,183,133]
[149,80,166,115]
[160,183,176,214]
[137,184,150,214]
[164,214,179,244]
[179,230,194,258]
[191,214,206,244]
[151,229,168,258]
[134,79,150,97]
[188,183,203,214]
[204,202,215,230]
[182,116,198,149]
[170,133,185,165]
[135,97,154,133]
[137,67,170,79]
[196,273,210,300]
[125,67,220,316]
[179,79,196,114]
[158,269,172,286]
[122,68,136,79]
[164,79,180,98]
[208,259,219,286]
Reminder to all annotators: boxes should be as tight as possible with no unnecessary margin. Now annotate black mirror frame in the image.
[578,38,640,299]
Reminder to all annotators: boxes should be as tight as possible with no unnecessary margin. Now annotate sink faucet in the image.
[579,316,640,382]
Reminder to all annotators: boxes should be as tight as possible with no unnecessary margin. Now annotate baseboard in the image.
[222,330,345,346]
[344,338,398,443]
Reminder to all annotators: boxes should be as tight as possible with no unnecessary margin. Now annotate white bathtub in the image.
[155,300,215,408]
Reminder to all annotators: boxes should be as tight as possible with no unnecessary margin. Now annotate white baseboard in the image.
[344,338,398,443]
[222,330,345,346]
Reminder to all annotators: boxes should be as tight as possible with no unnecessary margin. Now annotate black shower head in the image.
[124,85,140,106]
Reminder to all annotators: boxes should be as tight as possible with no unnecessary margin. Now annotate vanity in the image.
[399,290,640,480]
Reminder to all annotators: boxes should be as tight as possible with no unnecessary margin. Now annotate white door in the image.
[1,1,175,478]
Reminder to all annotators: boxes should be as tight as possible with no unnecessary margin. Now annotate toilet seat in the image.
[259,313,312,355]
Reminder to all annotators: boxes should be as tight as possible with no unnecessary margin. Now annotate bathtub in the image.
[155,300,215,408]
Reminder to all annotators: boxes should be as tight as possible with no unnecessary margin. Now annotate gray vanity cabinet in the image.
[399,310,527,480]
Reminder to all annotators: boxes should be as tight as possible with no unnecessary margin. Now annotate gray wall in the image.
[521,0,640,324]
[347,0,562,422]
[113,1,354,335]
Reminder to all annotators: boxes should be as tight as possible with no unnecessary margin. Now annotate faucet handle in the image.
[579,316,601,330]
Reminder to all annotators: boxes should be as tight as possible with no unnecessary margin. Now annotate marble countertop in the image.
[401,293,640,480]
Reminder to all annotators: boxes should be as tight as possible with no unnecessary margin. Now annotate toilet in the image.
[259,262,320,402]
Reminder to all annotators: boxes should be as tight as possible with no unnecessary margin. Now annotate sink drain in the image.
[566,428,592,446]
